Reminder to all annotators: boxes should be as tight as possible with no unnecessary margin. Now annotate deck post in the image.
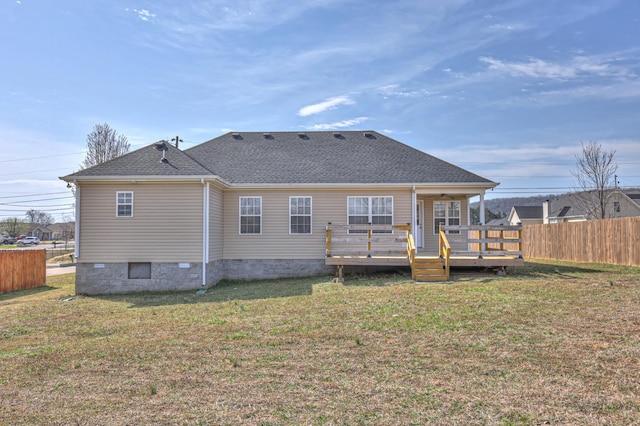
[326,226,332,257]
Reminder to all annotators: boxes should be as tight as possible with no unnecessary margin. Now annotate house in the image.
[61,131,498,295]
[542,189,640,223]
[486,217,510,226]
[27,224,52,241]
[49,222,75,241]
[507,206,543,226]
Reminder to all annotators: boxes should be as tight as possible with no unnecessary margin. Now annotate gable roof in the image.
[63,141,212,178]
[62,131,496,187]
[511,206,543,219]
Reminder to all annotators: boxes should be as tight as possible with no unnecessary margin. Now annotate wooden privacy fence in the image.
[0,249,47,294]
[522,217,640,266]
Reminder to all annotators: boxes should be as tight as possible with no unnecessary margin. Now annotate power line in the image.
[0,168,75,177]
[0,191,71,199]
[0,196,74,206]
[0,151,84,164]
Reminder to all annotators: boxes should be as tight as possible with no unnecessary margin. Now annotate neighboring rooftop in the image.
[512,206,543,219]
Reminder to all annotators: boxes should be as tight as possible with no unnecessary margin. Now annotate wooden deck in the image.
[325,254,523,268]
[325,224,524,281]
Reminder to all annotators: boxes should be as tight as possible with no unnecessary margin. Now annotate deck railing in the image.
[325,224,411,258]
[443,225,523,258]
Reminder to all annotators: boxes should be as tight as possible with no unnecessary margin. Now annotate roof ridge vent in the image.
[333,132,343,139]
[263,133,274,140]
[232,133,242,140]
[297,133,309,140]
[363,132,376,139]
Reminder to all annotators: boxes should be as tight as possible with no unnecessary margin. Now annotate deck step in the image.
[412,257,447,282]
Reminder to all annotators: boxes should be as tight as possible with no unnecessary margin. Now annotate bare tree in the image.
[0,218,28,238]
[25,209,55,227]
[571,141,618,219]
[81,123,130,169]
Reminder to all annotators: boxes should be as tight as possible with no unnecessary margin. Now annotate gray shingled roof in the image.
[63,141,212,178]
[63,131,496,186]
[513,206,543,219]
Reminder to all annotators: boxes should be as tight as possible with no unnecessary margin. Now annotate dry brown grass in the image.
[1,260,639,425]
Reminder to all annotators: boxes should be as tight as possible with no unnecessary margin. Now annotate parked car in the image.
[1,235,16,244]
[18,236,40,245]
[16,235,26,241]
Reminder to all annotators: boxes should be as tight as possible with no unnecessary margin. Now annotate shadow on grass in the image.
[0,285,56,302]
[96,274,335,308]
[342,270,414,287]
[505,259,608,279]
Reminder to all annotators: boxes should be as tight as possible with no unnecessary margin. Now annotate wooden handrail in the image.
[407,233,416,279]
[439,226,451,280]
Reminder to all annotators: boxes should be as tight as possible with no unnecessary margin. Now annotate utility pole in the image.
[171,135,183,149]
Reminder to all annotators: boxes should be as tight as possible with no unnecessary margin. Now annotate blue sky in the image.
[1,0,639,222]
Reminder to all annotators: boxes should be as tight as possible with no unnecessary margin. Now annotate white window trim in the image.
[433,200,461,235]
[116,191,133,218]
[347,196,394,233]
[239,196,262,235]
[289,196,312,235]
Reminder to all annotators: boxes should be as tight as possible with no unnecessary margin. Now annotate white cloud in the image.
[306,117,369,130]
[125,8,156,22]
[480,55,625,80]
[378,84,435,98]
[297,96,354,117]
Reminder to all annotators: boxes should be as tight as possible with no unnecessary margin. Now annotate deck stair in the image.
[412,256,447,282]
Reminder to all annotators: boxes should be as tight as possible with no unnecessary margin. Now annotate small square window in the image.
[128,262,151,279]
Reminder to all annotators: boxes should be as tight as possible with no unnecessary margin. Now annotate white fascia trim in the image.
[60,175,231,187]
[226,182,498,191]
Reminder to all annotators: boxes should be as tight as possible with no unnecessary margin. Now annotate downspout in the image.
[202,179,209,286]
[74,180,80,260]
[411,186,416,251]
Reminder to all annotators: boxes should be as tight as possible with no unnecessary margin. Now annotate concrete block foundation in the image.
[75,259,332,295]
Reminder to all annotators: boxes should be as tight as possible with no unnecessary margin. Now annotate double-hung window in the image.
[290,196,312,234]
[347,196,393,233]
[116,191,133,217]
[239,196,262,234]
[434,200,460,234]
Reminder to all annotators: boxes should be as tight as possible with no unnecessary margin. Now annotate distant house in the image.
[485,217,510,226]
[507,206,543,226]
[543,189,640,223]
[27,224,52,241]
[61,131,498,295]
[49,222,75,241]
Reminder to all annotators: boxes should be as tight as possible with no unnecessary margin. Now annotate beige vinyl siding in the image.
[78,182,203,263]
[223,188,412,260]
[420,195,469,253]
[209,184,224,261]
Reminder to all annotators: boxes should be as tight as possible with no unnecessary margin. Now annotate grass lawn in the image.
[1,260,639,425]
